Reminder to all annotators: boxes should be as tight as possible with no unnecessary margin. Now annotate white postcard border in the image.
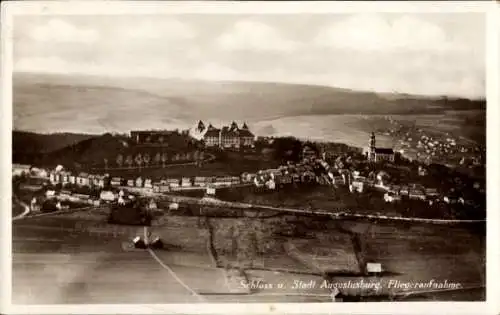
[1,1,499,315]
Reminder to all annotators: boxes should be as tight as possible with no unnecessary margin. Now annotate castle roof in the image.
[238,129,254,137]
[204,128,221,137]
[221,126,239,137]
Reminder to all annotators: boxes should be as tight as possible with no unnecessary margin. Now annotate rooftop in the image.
[374,148,394,155]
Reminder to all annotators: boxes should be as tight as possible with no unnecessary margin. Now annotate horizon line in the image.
[13,71,486,101]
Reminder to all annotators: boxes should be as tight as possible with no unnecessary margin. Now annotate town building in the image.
[111,177,122,187]
[301,145,318,161]
[77,173,90,186]
[93,175,106,188]
[190,121,255,149]
[365,132,395,162]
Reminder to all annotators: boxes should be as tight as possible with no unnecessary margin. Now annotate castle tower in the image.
[230,121,238,131]
[197,120,206,133]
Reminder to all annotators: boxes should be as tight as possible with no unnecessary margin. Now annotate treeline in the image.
[112,150,205,169]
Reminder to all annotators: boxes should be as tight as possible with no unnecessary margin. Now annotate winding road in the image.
[12,197,31,221]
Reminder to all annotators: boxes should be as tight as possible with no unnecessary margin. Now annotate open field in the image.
[11,204,485,303]
[329,220,485,298]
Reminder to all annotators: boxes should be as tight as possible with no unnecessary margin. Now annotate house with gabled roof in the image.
[93,175,106,188]
[77,173,90,186]
[111,177,122,187]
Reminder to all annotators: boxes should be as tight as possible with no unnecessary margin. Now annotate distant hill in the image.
[12,131,97,164]
[13,72,485,135]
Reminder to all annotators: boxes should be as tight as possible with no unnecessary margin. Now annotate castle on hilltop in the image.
[189,120,255,150]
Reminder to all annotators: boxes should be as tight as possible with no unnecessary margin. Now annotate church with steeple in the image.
[365,132,395,162]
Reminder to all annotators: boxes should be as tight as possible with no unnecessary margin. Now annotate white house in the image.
[77,173,90,186]
[12,164,31,177]
[168,202,179,210]
[266,178,276,190]
[254,175,265,188]
[384,192,401,203]
[194,176,207,187]
[206,185,216,196]
[366,262,382,274]
[111,177,122,187]
[231,176,241,185]
[100,190,116,202]
[49,171,58,184]
[45,190,56,198]
[409,189,426,201]
[94,175,106,188]
[168,178,180,188]
[181,177,192,187]
[144,178,153,188]
[135,177,143,187]
[349,180,365,193]
[60,171,71,185]
[425,188,439,198]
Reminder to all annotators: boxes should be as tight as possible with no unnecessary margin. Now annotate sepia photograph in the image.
[1,1,498,314]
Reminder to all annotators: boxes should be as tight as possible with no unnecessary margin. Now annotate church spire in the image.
[370,132,376,152]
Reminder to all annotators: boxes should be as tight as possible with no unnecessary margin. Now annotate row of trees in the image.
[108,151,205,169]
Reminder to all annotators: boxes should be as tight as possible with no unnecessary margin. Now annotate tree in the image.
[135,153,143,170]
[161,152,168,168]
[143,153,151,168]
[154,152,161,166]
[125,155,133,169]
[116,154,124,168]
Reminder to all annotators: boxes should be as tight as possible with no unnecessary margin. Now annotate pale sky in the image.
[13,13,485,98]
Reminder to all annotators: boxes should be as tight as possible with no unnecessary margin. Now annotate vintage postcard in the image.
[1,1,499,314]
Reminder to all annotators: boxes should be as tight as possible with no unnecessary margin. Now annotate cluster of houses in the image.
[391,122,484,166]
[341,169,466,206]
[252,157,335,190]
[45,165,252,195]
